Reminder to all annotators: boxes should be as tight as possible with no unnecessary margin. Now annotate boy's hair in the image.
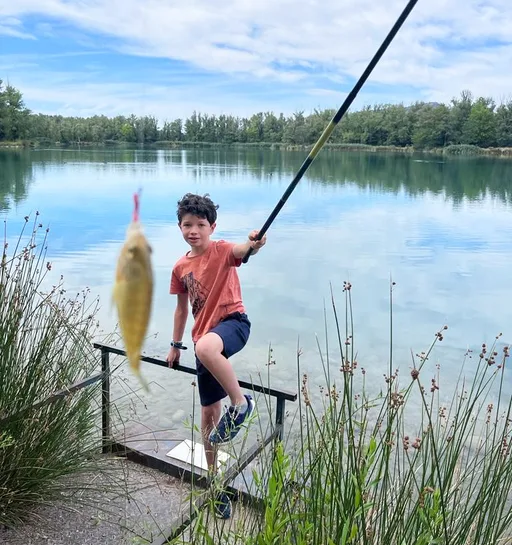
[177,193,219,225]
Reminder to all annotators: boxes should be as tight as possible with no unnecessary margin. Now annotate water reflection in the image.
[3,147,512,210]
[0,150,35,212]
[1,146,512,439]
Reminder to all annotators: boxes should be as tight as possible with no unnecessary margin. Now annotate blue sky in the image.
[1,1,512,122]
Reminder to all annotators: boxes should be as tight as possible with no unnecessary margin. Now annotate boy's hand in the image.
[232,230,267,259]
[248,230,267,250]
[166,346,181,368]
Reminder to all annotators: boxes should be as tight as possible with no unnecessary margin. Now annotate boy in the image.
[166,193,266,518]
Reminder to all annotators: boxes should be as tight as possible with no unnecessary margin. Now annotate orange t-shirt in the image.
[170,240,246,343]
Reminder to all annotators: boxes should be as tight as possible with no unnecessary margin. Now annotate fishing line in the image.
[242,0,419,263]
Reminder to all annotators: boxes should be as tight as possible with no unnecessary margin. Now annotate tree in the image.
[448,89,473,144]
[412,104,450,149]
[161,119,183,141]
[383,104,413,146]
[358,106,389,146]
[184,111,201,141]
[462,97,497,148]
[246,113,264,142]
[262,112,283,143]
[0,80,31,141]
[283,111,309,144]
[495,101,512,147]
[120,122,136,142]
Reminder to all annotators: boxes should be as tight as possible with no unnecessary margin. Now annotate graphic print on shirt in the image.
[182,272,209,317]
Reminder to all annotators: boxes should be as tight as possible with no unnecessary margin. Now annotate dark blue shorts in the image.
[195,312,251,407]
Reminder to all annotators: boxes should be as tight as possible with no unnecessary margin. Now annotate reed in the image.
[0,215,108,527]
[170,280,512,544]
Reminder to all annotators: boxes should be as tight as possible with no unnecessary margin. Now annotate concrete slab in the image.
[0,454,266,545]
[0,456,192,545]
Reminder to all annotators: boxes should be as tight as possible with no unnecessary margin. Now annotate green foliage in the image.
[448,89,473,144]
[495,102,512,146]
[463,98,497,147]
[0,216,105,527]
[0,80,31,141]
[1,81,512,149]
[412,103,450,149]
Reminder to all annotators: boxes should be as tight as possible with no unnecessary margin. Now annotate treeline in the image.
[1,79,512,149]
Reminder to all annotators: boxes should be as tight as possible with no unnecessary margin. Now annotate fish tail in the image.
[127,352,149,392]
[133,366,150,393]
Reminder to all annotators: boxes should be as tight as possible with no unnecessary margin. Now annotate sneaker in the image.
[209,394,255,444]
[214,491,232,519]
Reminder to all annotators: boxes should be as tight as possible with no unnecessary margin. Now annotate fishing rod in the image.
[242,0,419,264]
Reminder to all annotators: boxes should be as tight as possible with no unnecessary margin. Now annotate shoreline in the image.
[2,139,512,157]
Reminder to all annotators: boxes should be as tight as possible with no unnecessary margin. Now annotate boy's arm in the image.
[232,229,267,260]
[172,293,189,343]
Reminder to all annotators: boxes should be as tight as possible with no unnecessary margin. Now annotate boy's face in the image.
[179,213,215,250]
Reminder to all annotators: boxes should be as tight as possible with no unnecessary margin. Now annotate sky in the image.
[1,0,512,122]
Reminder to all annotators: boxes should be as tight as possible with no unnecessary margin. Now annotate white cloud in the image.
[2,1,512,117]
[0,16,35,39]
[1,70,314,120]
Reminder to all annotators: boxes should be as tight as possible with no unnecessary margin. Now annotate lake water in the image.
[2,146,512,439]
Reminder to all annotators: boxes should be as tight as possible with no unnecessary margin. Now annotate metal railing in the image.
[94,342,297,449]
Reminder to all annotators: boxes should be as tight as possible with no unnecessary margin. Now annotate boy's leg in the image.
[195,313,255,444]
[201,401,221,473]
[195,332,245,407]
[195,314,252,520]
[201,400,232,519]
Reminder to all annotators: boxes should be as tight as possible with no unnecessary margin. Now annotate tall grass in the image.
[0,215,107,527]
[170,281,512,544]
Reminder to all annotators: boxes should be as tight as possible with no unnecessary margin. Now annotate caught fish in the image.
[112,191,153,391]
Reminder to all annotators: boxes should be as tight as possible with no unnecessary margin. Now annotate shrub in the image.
[0,215,104,527]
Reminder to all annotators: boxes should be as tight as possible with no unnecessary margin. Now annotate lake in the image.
[2,146,512,439]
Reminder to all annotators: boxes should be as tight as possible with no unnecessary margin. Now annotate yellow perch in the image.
[112,191,153,391]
